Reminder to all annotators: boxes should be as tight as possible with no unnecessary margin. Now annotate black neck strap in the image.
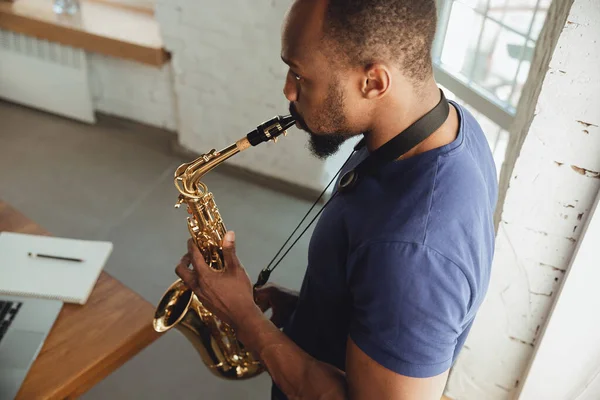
[338,89,450,192]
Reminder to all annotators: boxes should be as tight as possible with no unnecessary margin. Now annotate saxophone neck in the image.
[174,114,295,198]
[175,139,249,197]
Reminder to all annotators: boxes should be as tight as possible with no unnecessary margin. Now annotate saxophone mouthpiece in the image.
[279,115,296,131]
[246,115,296,146]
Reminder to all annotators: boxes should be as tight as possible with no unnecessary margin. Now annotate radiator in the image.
[0,29,95,123]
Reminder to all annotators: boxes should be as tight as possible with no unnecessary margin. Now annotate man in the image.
[175,0,498,398]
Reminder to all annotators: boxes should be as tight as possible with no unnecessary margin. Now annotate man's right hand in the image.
[254,283,299,329]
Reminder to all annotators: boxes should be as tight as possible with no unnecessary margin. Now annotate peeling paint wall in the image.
[445,0,600,398]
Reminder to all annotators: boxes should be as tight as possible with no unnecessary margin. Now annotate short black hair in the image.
[322,0,438,82]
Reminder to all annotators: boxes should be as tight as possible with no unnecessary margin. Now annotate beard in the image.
[289,80,357,159]
[307,133,349,159]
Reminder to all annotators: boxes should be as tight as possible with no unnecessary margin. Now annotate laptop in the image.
[0,294,62,400]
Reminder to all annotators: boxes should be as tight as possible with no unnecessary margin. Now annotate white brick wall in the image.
[154,0,329,192]
[446,0,600,398]
[87,53,178,131]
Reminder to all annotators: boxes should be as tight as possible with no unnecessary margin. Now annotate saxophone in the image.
[153,115,295,380]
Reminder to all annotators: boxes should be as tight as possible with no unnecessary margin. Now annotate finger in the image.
[175,253,198,290]
[253,284,273,312]
[253,283,274,297]
[221,231,238,269]
[254,292,271,312]
[187,238,209,274]
[255,299,271,313]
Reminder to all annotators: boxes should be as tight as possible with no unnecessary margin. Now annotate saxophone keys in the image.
[202,150,217,162]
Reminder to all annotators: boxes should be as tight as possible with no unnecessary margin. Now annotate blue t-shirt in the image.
[272,102,498,398]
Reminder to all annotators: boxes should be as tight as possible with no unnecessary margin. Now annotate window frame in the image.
[432,0,548,131]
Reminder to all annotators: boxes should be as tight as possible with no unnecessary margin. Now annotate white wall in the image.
[87,53,178,131]
[446,0,600,398]
[516,1,600,397]
[153,0,329,192]
[517,191,600,400]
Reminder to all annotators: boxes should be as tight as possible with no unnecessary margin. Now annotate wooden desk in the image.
[0,200,161,399]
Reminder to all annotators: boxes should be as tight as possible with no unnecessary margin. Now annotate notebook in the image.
[0,232,113,304]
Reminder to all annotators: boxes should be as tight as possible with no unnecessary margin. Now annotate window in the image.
[433,0,552,175]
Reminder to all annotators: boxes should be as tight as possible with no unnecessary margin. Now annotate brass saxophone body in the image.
[153,115,295,380]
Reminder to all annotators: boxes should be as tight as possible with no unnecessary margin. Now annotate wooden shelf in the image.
[0,0,170,66]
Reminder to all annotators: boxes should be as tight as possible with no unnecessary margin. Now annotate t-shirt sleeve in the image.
[347,241,472,378]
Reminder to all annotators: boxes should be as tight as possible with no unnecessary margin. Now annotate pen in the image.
[28,252,83,263]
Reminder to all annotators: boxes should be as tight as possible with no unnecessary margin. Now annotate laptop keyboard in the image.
[0,300,23,344]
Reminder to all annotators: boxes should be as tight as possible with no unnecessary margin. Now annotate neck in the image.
[364,79,444,153]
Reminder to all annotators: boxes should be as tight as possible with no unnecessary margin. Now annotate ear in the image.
[361,64,392,100]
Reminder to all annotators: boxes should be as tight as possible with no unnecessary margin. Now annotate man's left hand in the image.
[175,231,259,329]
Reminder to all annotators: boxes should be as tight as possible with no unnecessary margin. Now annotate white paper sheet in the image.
[0,232,113,304]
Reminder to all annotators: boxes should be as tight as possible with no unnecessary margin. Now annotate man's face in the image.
[281,0,365,159]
